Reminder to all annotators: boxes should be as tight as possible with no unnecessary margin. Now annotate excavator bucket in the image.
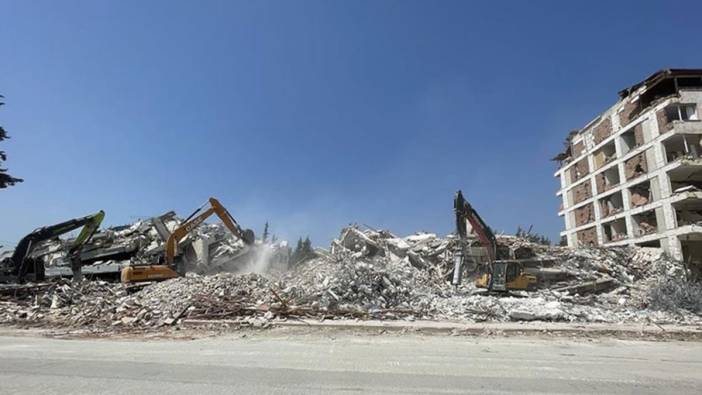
[120,265,179,284]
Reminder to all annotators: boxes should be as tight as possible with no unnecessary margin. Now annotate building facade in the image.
[554,69,702,270]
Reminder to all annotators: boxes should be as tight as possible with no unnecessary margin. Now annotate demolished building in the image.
[1,226,700,332]
[554,69,702,279]
[17,212,289,280]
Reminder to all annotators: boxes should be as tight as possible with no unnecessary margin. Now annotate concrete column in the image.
[661,201,677,231]
[667,235,683,260]
[590,178,603,245]
[613,134,624,157]
[70,255,83,282]
[651,140,667,174]
[586,154,595,180]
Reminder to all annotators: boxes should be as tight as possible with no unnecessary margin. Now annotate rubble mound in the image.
[1,226,701,332]
[0,273,272,331]
[646,277,702,314]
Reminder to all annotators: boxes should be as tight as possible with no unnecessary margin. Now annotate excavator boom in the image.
[165,197,254,266]
[1,210,105,283]
[454,190,496,263]
[121,197,254,284]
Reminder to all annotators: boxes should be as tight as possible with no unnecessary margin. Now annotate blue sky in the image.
[1,0,701,248]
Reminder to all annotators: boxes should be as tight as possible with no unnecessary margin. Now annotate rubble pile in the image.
[276,227,702,324]
[0,273,274,331]
[28,213,288,277]
[0,280,126,328]
[646,277,702,314]
[1,225,701,332]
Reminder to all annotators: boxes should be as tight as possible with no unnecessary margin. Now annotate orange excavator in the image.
[120,197,255,283]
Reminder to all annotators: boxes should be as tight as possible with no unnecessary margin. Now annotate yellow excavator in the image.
[452,190,537,292]
[120,197,255,283]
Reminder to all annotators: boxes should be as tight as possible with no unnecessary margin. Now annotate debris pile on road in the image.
[0,273,275,331]
[1,225,700,332]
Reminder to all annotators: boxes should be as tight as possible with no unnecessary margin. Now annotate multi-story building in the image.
[554,69,702,271]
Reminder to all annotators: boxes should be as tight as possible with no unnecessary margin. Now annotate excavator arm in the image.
[452,191,537,291]
[121,197,254,284]
[165,197,254,266]
[454,190,496,263]
[2,210,105,282]
[68,211,105,256]
[452,191,497,285]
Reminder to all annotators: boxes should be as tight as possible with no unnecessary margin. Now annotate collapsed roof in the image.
[554,68,702,165]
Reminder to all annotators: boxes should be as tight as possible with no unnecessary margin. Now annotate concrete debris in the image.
[1,226,700,332]
[25,213,289,278]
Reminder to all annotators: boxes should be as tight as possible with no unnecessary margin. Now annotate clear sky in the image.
[1,0,701,248]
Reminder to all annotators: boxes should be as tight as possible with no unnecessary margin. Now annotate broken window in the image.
[682,104,699,121]
[673,196,702,227]
[669,163,702,193]
[624,152,648,180]
[620,123,645,155]
[592,117,613,145]
[663,134,702,163]
[576,226,597,247]
[668,103,699,121]
[569,158,590,182]
[596,167,621,194]
[599,191,623,218]
[602,218,627,242]
[571,180,592,205]
[676,209,702,226]
[593,141,616,170]
[618,99,639,128]
[632,210,658,236]
[574,203,595,227]
[629,181,651,207]
[659,103,700,132]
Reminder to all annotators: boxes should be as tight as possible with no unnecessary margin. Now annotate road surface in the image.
[0,331,700,394]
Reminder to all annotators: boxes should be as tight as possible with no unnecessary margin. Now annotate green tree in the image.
[291,237,303,264]
[515,225,551,246]
[0,95,23,189]
[262,222,269,242]
[290,236,315,266]
[302,236,313,258]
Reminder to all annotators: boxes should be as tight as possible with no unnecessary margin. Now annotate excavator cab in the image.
[121,197,254,284]
[475,260,537,291]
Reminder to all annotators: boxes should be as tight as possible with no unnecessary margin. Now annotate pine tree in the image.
[291,237,303,265]
[0,95,23,189]
[302,236,313,259]
[262,222,269,242]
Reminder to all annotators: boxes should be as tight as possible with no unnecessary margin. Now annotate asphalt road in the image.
[0,332,700,394]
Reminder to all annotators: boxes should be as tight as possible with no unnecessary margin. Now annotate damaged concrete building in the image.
[555,69,702,276]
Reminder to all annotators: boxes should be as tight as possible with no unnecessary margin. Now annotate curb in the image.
[181,318,702,338]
